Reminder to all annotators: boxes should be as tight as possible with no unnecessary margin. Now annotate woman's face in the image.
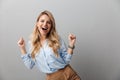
[37,14,51,37]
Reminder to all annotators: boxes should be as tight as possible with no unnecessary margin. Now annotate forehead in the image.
[39,14,50,21]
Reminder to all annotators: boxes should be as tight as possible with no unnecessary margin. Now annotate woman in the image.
[17,10,81,80]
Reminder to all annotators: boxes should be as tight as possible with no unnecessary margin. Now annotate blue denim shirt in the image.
[21,38,72,73]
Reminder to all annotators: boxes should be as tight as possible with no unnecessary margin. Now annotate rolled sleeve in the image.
[65,53,72,62]
[21,53,35,69]
[59,38,73,64]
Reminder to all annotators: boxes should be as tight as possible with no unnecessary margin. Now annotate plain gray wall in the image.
[0,0,120,80]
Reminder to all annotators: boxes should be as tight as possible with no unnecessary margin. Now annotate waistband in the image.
[46,64,70,76]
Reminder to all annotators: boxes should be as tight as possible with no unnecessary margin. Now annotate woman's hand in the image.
[68,34,76,47]
[17,37,25,48]
[67,34,76,54]
[17,37,26,54]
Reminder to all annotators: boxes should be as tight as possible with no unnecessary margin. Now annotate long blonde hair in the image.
[30,10,60,58]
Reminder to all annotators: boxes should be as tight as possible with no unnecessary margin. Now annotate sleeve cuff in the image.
[21,53,31,60]
[66,53,73,61]
[21,53,27,58]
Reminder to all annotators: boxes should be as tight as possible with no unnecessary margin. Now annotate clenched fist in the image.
[17,37,26,54]
[68,34,76,48]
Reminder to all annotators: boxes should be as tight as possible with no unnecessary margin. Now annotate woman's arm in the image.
[60,34,76,64]
[17,37,35,69]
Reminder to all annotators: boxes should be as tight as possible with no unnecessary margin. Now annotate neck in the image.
[40,34,47,42]
[41,36,46,40]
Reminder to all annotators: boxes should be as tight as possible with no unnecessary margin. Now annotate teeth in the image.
[42,27,48,30]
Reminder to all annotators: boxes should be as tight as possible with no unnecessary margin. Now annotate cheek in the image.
[37,22,42,27]
[37,23,42,30]
[37,26,41,32]
[48,26,52,31]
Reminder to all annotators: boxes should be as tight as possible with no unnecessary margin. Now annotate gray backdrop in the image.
[0,0,120,80]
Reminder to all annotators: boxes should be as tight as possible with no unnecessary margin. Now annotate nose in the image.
[43,22,47,26]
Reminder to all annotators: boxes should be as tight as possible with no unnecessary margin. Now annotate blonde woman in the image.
[17,10,81,80]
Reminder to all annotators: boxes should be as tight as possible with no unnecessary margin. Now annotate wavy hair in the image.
[30,10,60,58]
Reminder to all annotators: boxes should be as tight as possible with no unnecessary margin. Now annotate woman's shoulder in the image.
[59,36,63,42]
[59,36,66,45]
[27,40,32,46]
[26,40,33,52]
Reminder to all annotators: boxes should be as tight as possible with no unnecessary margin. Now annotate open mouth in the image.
[42,27,48,30]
